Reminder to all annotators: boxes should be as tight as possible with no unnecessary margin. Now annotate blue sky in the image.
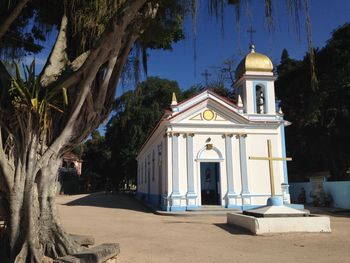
[26,0,350,133]
[145,0,350,90]
[32,0,350,92]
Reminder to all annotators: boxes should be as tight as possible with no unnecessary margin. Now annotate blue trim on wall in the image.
[169,193,186,211]
[186,205,201,210]
[170,206,187,211]
[161,203,170,211]
[148,194,160,206]
[280,123,289,185]
[136,192,161,207]
[135,192,143,199]
[225,204,239,209]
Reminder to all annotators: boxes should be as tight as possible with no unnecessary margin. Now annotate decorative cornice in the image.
[183,133,195,138]
[235,133,248,139]
[165,132,180,137]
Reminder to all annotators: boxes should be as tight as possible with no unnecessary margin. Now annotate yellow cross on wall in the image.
[249,140,292,196]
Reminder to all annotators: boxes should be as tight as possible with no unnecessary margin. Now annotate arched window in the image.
[255,85,265,114]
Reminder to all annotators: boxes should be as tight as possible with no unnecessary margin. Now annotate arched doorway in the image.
[196,146,224,206]
[200,162,220,205]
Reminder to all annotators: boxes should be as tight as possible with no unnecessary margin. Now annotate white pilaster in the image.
[224,134,238,208]
[238,134,251,206]
[185,133,197,208]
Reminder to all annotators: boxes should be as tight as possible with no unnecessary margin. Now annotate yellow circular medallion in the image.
[203,110,214,121]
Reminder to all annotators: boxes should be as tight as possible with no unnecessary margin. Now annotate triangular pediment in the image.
[168,91,249,125]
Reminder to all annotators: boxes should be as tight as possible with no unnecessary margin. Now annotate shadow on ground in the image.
[306,205,350,218]
[63,193,152,213]
[214,223,252,236]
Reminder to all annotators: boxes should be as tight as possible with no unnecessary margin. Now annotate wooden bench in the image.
[54,243,120,263]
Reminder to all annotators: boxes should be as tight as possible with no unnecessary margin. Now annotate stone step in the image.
[187,206,239,212]
[155,207,241,217]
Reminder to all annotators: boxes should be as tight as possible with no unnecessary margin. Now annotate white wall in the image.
[166,125,284,207]
[289,181,350,209]
[246,133,284,196]
[137,129,166,199]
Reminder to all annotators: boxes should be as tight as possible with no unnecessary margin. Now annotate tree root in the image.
[13,241,42,263]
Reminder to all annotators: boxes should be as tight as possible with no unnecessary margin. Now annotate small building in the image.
[136,45,291,211]
[58,152,83,194]
[61,152,83,176]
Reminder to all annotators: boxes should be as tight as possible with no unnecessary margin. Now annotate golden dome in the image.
[235,45,273,79]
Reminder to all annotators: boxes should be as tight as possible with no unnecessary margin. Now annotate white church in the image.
[136,45,291,211]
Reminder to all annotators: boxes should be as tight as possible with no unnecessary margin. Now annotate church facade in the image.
[136,45,291,211]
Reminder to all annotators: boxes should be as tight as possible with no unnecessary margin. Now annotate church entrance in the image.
[200,162,220,205]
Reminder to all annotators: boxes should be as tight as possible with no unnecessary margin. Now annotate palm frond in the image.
[9,60,68,140]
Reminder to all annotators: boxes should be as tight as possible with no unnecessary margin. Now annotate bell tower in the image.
[234,45,277,115]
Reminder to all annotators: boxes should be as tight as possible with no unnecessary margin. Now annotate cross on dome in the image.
[247,25,256,46]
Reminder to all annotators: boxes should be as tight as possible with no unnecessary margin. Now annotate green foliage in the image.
[9,60,67,138]
[120,0,186,81]
[82,130,111,191]
[0,0,60,59]
[1,0,186,60]
[104,77,181,188]
[139,0,185,50]
[65,0,123,58]
[276,23,350,181]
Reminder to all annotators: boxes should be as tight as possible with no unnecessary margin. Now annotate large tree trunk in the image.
[0,139,81,262]
[0,1,158,262]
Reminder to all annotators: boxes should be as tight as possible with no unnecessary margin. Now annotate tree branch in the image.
[36,0,152,171]
[0,0,30,41]
[94,55,118,111]
[39,15,69,87]
[61,1,159,145]
[57,0,148,90]
[70,51,90,72]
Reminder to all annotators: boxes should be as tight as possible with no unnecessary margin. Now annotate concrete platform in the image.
[227,212,331,235]
[243,205,310,217]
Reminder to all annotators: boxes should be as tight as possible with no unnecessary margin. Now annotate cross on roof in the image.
[247,25,256,45]
[201,69,211,86]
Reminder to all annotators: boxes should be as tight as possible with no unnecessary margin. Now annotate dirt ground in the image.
[57,193,350,263]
